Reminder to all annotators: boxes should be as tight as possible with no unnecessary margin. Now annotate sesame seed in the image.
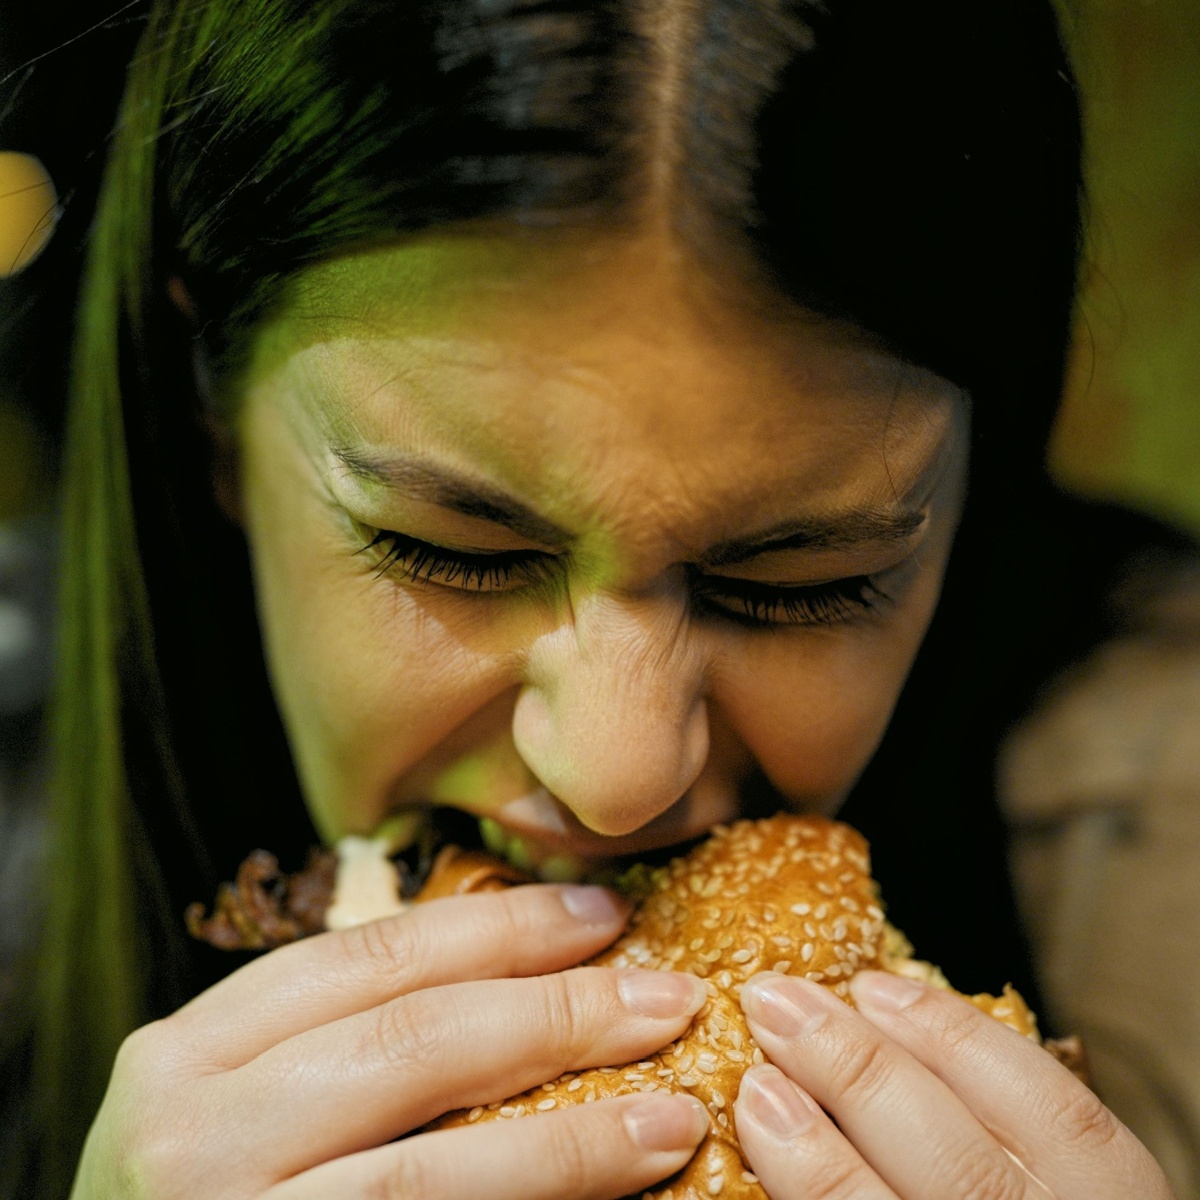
[731,949,753,963]
[541,1082,556,1092]
[676,1053,695,1071]
[624,1073,645,1082]
[500,1106,517,1118]
[717,1112,729,1128]
[840,897,860,912]
[696,1061,717,1074]
[801,942,815,961]
[815,904,829,919]
[742,1171,759,1184]
[678,1073,699,1086]
[467,1107,484,1122]
[772,960,793,973]
[789,903,811,916]
[567,1078,583,1091]
[708,1175,724,1194]
[537,1098,557,1111]
[712,1091,726,1108]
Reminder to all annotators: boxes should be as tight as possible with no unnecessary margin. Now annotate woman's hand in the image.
[71,884,709,1200]
[734,970,1177,1199]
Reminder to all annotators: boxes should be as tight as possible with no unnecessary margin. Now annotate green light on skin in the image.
[372,810,430,854]
[478,816,588,882]
[503,835,537,873]
[479,816,508,856]
[538,854,586,883]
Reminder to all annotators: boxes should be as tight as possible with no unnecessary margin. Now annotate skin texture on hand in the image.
[734,970,1178,1200]
[68,885,710,1200]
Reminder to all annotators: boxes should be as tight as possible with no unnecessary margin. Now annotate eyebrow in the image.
[332,446,572,548]
[700,508,927,567]
[332,445,928,562]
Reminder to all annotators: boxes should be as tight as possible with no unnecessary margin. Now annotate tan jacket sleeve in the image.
[1000,570,1200,1199]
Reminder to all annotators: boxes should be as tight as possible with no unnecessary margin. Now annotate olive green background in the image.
[2,1,1198,530]
[1051,0,1200,532]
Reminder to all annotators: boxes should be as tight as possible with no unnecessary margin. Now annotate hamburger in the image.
[189,814,1086,1199]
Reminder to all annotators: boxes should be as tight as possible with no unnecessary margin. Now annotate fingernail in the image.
[741,972,833,1037]
[624,1094,709,1152]
[559,885,628,926]
[849,970,925,1011]
[739,1066,820,1138]
[618,969,708,1019]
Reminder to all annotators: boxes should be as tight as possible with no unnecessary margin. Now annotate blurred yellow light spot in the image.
[0,152,57,276]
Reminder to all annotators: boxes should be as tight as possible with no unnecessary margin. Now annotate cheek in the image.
[711,600,939,806]
[239,411,521,839]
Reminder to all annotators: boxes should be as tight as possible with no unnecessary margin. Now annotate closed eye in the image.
[358,528,557,591]
[690,572,891,628]
[359,528,894,628]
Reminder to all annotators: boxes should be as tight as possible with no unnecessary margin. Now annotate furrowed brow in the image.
[331,445,571,548]
[702,507,927,567]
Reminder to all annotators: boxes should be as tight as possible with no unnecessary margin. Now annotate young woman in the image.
[11,0,1183,1195]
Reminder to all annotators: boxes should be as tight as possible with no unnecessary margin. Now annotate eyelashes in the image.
[359,528,558,592]
[690,575,889,628]
[358,528,891,629]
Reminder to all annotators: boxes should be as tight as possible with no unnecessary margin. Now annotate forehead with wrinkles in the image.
[240,232,965,565]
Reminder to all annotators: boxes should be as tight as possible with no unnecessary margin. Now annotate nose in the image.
[511,586,710,837]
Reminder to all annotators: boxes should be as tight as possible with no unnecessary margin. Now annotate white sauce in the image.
[325,835,409,930]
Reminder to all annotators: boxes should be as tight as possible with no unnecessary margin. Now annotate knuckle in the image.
[541,970,588,1055]
[367,1150,433,1200]
[1051,1085,1122,1153]
[803,1154,875,1200]
[539,1112,595,1185]
[342,914,417,984]
[111,1022,161,1078]
[939,1150,1027,1200]
[822,1035,894,1104]
[365,992,448,1080]
[921,997,984,1058]
[493,886,549,949]
[113,1019,188,1082]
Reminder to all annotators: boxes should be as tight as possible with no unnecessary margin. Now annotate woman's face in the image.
[233,232,969,878]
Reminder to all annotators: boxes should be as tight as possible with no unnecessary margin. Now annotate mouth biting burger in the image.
[188,813,1087,1200]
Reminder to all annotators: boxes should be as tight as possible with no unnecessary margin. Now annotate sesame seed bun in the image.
[426,814,1039,1199]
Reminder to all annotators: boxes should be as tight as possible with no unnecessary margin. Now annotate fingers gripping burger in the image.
[190,815,1083,1199]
